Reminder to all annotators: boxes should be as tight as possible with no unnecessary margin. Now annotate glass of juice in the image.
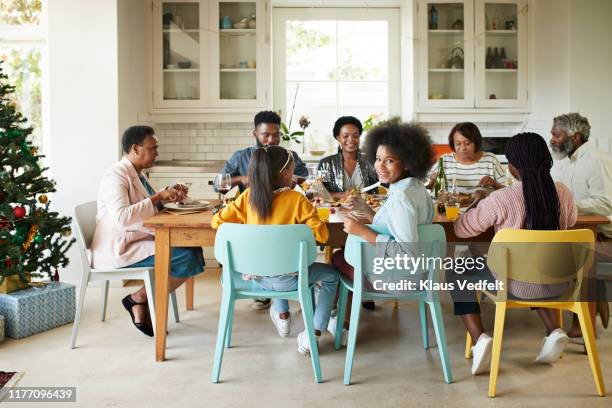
[445,200,460,221]
[316,206,330,222]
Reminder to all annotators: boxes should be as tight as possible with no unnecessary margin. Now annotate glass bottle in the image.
[434,157,448,198]
[493,47,501,69]
[429,5,438,30]
[486,47,493,69]
[500,47,507,68]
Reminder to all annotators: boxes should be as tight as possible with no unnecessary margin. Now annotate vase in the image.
[290,138,304,155]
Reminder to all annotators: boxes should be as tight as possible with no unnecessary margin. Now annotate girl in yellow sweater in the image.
[212,145,339,356]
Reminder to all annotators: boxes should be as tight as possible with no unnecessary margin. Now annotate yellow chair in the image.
[463,229,604,398]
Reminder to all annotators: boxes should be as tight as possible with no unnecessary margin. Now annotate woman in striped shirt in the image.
[451,132,578,375]
[428,122,505,200]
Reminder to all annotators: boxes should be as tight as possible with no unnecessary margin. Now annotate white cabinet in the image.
[417,0,527,109]
[152,0,269,111]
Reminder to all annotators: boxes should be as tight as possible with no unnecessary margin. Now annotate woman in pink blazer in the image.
[90,126,204,337]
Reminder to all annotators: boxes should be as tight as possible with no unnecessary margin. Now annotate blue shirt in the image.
[222,145,309,192]
[373,177,434,245]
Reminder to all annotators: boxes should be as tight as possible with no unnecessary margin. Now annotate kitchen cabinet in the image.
[152,0,269,111]
[417,0,527,109]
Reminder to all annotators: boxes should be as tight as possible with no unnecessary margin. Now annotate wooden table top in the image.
[144,208,609,229]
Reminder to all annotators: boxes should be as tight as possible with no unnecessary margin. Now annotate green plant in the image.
[280,121,304,144]
[362,113,384,133]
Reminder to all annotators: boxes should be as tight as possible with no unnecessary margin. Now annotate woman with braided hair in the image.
[211,145,339,356]
[450,132,578,375]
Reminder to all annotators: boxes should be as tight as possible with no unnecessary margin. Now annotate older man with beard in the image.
[550,112,612,337]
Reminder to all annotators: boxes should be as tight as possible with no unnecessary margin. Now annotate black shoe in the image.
[251,298,271,310]
[361,301,376,311]
[597,300,609,329]
[122,295,154,337]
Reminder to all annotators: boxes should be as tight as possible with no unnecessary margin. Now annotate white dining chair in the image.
[70,201,179,348]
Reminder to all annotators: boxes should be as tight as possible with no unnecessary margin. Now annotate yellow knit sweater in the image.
[211,188,329,244]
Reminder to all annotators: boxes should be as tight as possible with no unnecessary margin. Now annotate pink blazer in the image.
[90,157,157,268]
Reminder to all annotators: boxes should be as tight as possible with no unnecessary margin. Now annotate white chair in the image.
[70,201,180,348]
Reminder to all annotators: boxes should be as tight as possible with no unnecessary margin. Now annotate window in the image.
[273,8,400,151]
[0,0,45,148]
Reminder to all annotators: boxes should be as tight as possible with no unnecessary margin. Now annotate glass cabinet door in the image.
[475,0,527,107]
[153,0,207,108]
[210,0,265,107]
[418,0,474,107]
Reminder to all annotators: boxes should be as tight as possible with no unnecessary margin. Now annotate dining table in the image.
[144,207,609,362]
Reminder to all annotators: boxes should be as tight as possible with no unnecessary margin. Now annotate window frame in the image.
[272,7,401,129]
[0,1,47,148]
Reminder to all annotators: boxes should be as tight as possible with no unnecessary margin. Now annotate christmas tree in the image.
[0,60,74,288]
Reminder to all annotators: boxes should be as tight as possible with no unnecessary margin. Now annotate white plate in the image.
[164,201,211,211]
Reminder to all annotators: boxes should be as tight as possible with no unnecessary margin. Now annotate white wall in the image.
[523,0,571,135]
[118,0,150,133]
[569,0,612,152]
[47,0,120,282]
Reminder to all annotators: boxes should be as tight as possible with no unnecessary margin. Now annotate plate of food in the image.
[164,198,211,211]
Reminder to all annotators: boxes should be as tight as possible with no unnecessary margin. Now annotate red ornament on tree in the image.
[13,206,26,218]
[4,258,11,268]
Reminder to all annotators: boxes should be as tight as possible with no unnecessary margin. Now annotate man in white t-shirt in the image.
[550,112,611,334]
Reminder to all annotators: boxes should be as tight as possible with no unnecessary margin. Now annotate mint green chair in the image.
[337,224,453,385]
[212,223,323,383]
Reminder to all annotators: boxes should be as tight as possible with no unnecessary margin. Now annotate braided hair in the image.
[504,132,560,230]
[247,145,294,220]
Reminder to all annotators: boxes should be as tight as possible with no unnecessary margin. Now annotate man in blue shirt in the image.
[221,111,309,310]
[222,111,308,192]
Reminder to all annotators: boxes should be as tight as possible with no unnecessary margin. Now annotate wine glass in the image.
[213,173,232,205]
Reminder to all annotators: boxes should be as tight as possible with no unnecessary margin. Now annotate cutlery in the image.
[361,181,381,193]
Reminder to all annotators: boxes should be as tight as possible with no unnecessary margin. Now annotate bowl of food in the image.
[309,149,326,156]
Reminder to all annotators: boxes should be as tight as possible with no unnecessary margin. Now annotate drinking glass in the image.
[445,195,461,220]
[213,173,232,205]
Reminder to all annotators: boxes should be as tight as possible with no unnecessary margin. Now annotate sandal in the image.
[122,295,154,337]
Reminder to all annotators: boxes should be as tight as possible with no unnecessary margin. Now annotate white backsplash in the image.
[154,118,610,163]
[153,122,254,162]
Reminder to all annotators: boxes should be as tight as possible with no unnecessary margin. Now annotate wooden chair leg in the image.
[576,302,606,396]
[465,332,472,359]
[488,302,507,398]
[186,276,194,311]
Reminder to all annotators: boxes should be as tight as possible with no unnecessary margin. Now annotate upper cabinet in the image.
[417,0,527,110]
[152,0,269,111]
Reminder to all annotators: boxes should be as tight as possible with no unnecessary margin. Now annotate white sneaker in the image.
[269,306,291,338]
[326,314,348,346]
[471,333,493,375]
[297,330,319,356]
[535,328,569,364]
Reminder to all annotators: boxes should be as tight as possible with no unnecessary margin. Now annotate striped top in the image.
[429,152,505,193]
[454,181,578,299]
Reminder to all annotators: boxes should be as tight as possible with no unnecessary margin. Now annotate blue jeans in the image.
[252,262,339,331]
[128,247,205,278]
